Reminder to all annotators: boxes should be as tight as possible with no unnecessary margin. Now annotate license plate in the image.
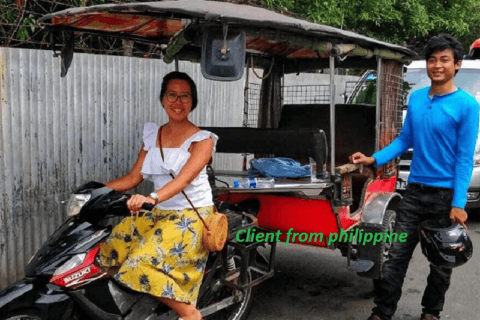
[396,180,407,190]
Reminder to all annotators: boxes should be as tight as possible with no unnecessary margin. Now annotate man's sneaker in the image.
[367,314,385,320]
[420,314,439,320]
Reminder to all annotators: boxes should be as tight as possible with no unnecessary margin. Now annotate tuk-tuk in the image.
[35,1,416,319]
[470,38,480,59]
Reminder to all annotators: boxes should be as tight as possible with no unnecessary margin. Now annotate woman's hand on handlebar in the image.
[127,194,156,214]
[349,152,376,166]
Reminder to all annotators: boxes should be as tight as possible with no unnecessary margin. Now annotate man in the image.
[350,34,479,320]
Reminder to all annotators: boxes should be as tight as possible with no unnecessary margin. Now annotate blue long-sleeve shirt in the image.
[373,87,479,209]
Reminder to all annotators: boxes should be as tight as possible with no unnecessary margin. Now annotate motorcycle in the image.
[0,181,261,320]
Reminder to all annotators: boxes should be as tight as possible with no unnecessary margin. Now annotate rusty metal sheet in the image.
[51,13,186,40]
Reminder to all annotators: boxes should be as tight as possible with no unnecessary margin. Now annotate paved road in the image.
[247,216,480,320]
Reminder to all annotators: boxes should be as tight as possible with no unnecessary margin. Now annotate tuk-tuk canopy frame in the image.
[39,0,410,182]
[39,0,416,74]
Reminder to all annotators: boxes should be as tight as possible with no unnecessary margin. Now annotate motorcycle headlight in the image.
[66,194,91,216]
[53,253,86,276]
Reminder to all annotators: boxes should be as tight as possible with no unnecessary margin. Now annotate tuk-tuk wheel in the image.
[357,209,396,279]
[198,255,257,320]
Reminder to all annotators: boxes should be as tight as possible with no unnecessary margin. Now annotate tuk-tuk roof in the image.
[39,1,416,71]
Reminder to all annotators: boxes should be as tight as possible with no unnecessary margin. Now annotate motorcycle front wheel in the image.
[0,309,42,320]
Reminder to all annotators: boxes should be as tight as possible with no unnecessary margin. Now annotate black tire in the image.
[197,255,257,320]
[0,309,42,320]
[358,209,396,279]
[467,207,480,218]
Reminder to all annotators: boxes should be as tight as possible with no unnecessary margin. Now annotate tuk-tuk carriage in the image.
[34,1,416,319]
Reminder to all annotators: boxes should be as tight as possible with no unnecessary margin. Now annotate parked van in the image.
[397,59,480,213]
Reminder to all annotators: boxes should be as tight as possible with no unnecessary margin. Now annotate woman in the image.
[97,71,218,320]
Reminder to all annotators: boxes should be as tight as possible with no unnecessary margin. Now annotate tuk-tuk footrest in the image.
[349,259,374,272]
[221,228,276,290]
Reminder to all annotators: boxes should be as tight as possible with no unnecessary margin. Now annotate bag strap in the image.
[158,126,210,231]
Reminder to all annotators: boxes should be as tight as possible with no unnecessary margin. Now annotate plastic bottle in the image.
[256,177,275,188]
[234,177,275,188]
[233,180,243,188]
[243,178,256,188]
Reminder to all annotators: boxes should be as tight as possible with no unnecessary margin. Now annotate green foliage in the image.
[3,8,16,22]
[260,0,480,50]
[355,80,376,105]
[74,0,106,6]
[17,14,36,41]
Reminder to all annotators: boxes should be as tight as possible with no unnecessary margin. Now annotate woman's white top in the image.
[141,122,218,210]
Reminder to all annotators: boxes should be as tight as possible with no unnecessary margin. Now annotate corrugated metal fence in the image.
[0,47,245,289]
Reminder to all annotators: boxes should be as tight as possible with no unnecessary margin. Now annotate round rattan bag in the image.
[203,211,228,251]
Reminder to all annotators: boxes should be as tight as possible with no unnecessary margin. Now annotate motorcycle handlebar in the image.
[122,194,155,212]
[142,203,155,211]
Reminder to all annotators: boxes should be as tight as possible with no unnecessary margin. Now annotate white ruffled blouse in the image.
[141,122,218,210]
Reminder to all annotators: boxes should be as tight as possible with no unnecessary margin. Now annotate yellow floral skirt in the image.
[98,205,214,305]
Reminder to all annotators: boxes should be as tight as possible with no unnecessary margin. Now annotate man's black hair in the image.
[159,71,198,111]
[425,34,465,63]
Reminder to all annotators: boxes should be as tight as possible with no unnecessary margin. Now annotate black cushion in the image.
[278,104,376,163]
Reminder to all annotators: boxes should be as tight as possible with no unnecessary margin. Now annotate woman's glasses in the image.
[165,92,192,103]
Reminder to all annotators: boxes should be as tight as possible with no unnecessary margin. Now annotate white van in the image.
[397,59,480,212]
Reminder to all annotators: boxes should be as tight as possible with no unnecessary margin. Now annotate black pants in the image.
[372,183,454,319]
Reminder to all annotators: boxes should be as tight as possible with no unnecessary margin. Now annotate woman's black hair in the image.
[425,34,465,63]
[159,71,198,111]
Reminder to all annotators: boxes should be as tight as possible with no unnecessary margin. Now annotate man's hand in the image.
[349,152,376,165]
[450,207,468,228]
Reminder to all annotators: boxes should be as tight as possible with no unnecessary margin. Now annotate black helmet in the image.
[419,219,473,269]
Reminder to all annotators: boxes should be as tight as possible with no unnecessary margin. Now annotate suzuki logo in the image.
[64,266,91,283]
